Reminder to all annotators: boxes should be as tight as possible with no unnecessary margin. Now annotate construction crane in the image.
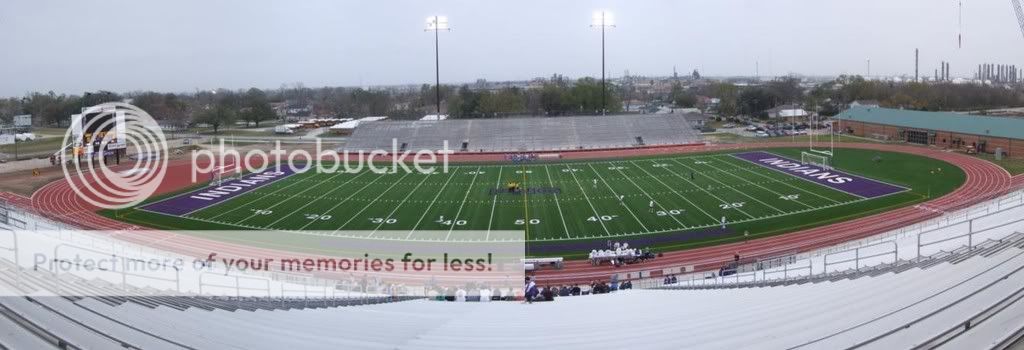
[1013,0,1024,40]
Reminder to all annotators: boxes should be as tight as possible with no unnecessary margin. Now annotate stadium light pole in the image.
[426,16,450,116]
[591,11,615,115]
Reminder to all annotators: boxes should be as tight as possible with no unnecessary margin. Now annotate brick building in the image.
[836,107,1024,159]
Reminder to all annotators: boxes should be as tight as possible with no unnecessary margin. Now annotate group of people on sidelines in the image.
[588,241,655,266]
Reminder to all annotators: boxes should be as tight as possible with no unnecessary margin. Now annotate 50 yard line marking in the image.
[521,164,530,245]
[445,167,482,241]
[544,165,571,238]
[405,168,461,239]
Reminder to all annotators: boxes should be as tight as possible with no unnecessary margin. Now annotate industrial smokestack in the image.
[915,49,919,82]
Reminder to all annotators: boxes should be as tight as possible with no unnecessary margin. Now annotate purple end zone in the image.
[141,167,298,216]
[731,151,907,198]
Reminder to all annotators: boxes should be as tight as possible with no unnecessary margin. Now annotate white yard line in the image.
[366,172,433,237]
[701,159,816,209]
[612,163,688,229]
[660,159,757,220]
[207,171,332,220]
[286,171,382,229]
[445,167,482,241]
[405,168,461,239]
[672,158,784,216]
[486,167,504,240]
[628,160,719,223]
[564,164,611,236]
[544,165,572,238]
[331,172,412,234]
[709,155,843,204]
[232,170,361,225]
[588,163,649,232]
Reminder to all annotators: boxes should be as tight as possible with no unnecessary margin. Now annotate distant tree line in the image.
[5,74,1018,130]
[669,75,1024,118]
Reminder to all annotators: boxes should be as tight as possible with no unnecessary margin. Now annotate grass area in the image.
[107,147,964,257]
[966,152,1024,175]
[0,136,65,158]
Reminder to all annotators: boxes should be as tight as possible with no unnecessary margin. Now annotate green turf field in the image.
[110,148,964,256]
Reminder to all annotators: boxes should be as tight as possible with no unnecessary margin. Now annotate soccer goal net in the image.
[800,151,832,169]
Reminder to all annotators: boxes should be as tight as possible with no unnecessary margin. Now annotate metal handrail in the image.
[824,240,898,272]
[52,243,181,296]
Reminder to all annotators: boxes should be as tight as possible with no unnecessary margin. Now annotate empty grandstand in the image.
[2,189,1024,348]
[343,114,704,152]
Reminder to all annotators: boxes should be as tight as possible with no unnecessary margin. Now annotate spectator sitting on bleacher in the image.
[541,286,555,301]
[525,277,539,303]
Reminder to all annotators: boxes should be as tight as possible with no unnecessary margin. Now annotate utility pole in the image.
[591,11,615,115]
[425,16,450,116]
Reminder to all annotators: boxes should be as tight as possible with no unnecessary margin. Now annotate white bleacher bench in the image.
[523,257,563,271]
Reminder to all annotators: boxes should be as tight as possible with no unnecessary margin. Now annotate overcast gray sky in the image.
[2,0,1023,97]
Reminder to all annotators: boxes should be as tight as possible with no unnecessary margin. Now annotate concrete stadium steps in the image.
[663,232,1024,291]
[3,244,1024,349]
[343,114,703,153]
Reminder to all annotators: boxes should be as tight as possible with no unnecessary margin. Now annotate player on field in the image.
[649,200,655,212]
[593,178,597,188]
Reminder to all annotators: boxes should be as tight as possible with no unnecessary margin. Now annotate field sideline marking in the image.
[707,155,845,205]
[405,167,461,239]
[628,160,719,224]
[263,172,378,229]
[203,170,336,220]
[656,159,757,220]
[445,167,482,241]
[544,165,572,238]
[367,171,433,237]
[563,163,611,236]
[700,158,816,210]
[485,167,503,240]
[290,171,383,230]
[671,158,787,216]
[330,172,411,233]
[229,170,357,225]
[611,162,688,229]
[588,163,649,232]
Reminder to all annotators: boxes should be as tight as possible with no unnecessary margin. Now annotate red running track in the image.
[8,143,1019,285]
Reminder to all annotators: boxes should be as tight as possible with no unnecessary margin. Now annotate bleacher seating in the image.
[2,238,1022,349]
[2,186,1024,348]
[343,114,704,152]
